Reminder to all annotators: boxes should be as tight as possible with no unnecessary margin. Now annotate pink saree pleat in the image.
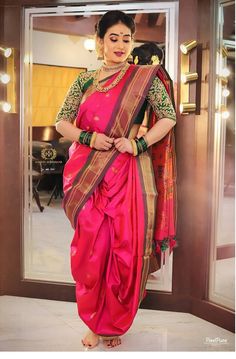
[62,67,158,336]
[70,151,152,335]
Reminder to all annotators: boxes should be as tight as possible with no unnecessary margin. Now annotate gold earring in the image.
[127,53,133,62]
[96,47,104,60]
[134,55,139,65]
[95,40,104,60]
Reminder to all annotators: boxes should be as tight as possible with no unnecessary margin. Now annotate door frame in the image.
[0,0,234,333]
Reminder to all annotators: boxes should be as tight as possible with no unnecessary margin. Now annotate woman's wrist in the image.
[130,136,148,156]
[78,130,97,148]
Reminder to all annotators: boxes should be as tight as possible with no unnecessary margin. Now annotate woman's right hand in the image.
[94,133,114,151]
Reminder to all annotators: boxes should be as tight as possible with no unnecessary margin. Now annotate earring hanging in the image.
[96,42,104,60]
[134,55,139,65]
[127,53,133,63]
[97,48,104,60]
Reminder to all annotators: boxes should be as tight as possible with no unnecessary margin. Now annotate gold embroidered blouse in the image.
[55,69,176,124]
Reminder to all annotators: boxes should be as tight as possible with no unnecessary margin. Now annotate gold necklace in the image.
[93,63,130,93]
[101,61,127,72]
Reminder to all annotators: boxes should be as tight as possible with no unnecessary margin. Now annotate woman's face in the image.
[100,22,133,66]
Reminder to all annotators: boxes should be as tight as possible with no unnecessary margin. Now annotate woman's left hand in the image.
[114,137,133,154]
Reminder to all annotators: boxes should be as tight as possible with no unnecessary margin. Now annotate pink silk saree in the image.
[62,64,177,337]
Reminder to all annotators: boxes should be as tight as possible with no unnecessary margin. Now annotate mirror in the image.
[209,0,235,310]
[22,3,178,291]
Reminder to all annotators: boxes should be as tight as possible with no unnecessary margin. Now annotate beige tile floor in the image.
[0,295,234,352]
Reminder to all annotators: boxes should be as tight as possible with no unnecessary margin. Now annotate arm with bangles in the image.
[114,76,176,155]
[55,74,176,154]
[56,120,114,151]
[55,73,114,151]
[114,118,175,154]
[56,114,174,154]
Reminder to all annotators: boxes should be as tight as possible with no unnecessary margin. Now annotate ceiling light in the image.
[84,39,95,52]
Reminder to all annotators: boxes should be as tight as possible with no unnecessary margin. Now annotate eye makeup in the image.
[109,33,131,43]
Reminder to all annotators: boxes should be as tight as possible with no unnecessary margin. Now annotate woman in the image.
[55,10,177,349]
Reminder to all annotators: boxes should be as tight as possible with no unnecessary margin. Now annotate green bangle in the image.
[134,136,148,155]
[139,136,148,151]
[78,130,93,146]
[78,130,86,144]
[136,139,143,153]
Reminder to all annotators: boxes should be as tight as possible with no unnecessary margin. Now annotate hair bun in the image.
[95,10,135,39]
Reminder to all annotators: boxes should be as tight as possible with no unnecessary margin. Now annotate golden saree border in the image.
[63,65,160,229]
[136,152,158,305]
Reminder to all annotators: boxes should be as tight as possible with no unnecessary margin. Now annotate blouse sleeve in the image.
[55,75,83,124]
[146,76,176,122]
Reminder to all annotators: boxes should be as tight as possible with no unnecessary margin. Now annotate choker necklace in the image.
[101,61,127,72]
[93,63,130,92]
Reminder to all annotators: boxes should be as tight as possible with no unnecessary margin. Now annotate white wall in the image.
[32,31,101,71]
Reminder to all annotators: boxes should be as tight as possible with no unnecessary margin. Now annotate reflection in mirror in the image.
[209,0,235,310]
[23,4,177,291]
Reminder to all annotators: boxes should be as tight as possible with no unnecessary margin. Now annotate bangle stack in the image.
[78,130,97,148]
[130,136,148,156]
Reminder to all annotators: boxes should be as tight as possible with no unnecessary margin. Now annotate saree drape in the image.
[62,64,177,337]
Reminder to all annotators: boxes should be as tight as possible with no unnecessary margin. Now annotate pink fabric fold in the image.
[70,152,147,336]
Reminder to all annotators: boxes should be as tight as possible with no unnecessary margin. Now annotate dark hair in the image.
[95,10,135,39]
[131,42,165,65]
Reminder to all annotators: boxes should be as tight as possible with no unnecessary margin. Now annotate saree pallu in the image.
[148,67,177,262]
[62,64,176,336]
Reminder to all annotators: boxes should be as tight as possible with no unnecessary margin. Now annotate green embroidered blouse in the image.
[55,69,176,124]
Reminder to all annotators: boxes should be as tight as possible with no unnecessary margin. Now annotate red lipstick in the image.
[114,52,124,57]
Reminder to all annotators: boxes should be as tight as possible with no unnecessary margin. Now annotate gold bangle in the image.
[90,131,97,148]
[130,139,138,156]
[133,139,138,156]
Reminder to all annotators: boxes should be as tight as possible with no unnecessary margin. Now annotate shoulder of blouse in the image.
[55,70,96,124]
[146,76,176,122]
[77,70,96,92]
